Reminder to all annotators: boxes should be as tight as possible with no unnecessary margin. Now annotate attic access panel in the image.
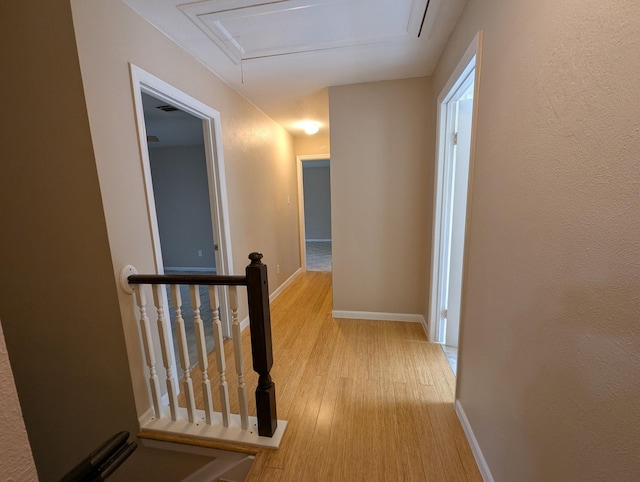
[179,0,428,64]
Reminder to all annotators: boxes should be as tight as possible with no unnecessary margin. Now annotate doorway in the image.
[297,155,332,271]
[130,65,234,343]
[429,34,482,375]
[142,92,218,275]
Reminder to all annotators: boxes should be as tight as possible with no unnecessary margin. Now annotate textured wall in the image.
[0,1,214,480]
[433,0,640,479]
[330,77,433,315]
[294,132,331,157]
[0,322,37,482]
[71,0,299,421]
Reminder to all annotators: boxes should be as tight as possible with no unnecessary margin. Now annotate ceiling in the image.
[124,0,467,137]
[142,92,205,148]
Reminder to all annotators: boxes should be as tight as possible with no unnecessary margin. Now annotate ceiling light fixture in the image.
[299,121,320,135]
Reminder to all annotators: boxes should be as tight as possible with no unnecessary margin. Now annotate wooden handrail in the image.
[126,252,278,438]
[128,274,247,286]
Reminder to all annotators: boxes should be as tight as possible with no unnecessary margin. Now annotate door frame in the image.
[130,64,234,335]
[429,32,483,346]
[296,154,330,271]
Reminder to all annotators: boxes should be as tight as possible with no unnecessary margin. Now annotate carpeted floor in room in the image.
[306,240,332,271]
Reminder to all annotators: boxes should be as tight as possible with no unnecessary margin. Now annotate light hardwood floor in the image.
[183,271,481,481]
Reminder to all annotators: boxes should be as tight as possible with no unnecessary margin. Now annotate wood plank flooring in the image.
[184,271,481,481]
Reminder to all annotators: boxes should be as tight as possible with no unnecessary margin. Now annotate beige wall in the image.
[294,132,331,157]
[0,2,145,479]
[433,0,640,479]
[71,0,299,291]
[71,0,300,420]
[0,321,37,482]
[0,0,298,480]
[329,78,433,315]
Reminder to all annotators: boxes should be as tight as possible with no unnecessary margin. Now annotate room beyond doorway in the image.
[297,155,332,272]
[305,240,332,271]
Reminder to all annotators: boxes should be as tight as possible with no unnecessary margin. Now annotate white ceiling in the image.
[142,92,205,148]
[124,0,467,137]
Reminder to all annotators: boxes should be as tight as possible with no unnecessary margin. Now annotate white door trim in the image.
[428,32,483,345]
[296,154,330,271]
[130,64,234,335]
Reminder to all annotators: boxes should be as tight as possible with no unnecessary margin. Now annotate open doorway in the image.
[141,92,220,365]
[429,34,482,376]
[142,92,218,275]
[130,65,234,365]
[297,155,332,271]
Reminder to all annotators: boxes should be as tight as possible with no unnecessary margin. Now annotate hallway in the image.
[181,271,481,480]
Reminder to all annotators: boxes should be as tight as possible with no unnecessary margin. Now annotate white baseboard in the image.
[270,268,302,303]
[332,310,425,324]
[420,316,429,337]
[455,399,494,482]
[239,268,303,333]
[239,315,250,332]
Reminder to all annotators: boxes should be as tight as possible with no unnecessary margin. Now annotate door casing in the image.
[130,64,234,336]
[428,33,483,360]
[296,154,331,271]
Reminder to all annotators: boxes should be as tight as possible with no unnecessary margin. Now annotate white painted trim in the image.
[296,154,330,272]
[455,400,494,482]
[239,315,250,332]
[238,267,302,333]
[179,0,427,64]
[437,35,482,105]
[454,33,483,399]
[428,32,483,345]
[270,268,302,302]
[332,311,425,323]
[140,409,288,449]
[129,64,234,337]
[420,316,429,338]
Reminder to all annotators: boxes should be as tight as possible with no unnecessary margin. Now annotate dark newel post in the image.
[246,252,277,437]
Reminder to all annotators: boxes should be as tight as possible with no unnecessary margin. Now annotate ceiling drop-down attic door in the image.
[179,0,429,64]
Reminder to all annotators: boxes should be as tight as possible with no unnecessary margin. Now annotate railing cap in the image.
[249,252,263,265]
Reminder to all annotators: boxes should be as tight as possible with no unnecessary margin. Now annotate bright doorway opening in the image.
[297,155,332,272]
[429,34,482,376]
[130,65,235,363]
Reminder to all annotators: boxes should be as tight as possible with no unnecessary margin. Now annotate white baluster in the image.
[209,285,230,427]
[134,285,162,418]
[229,286,249,430]
[190,285,214,424]
[152,285,179,421]
[171,285,196,422]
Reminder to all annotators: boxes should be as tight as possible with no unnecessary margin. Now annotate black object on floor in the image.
[60,431,137,482]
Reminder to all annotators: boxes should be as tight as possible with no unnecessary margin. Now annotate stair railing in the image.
[121,252,284,448]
